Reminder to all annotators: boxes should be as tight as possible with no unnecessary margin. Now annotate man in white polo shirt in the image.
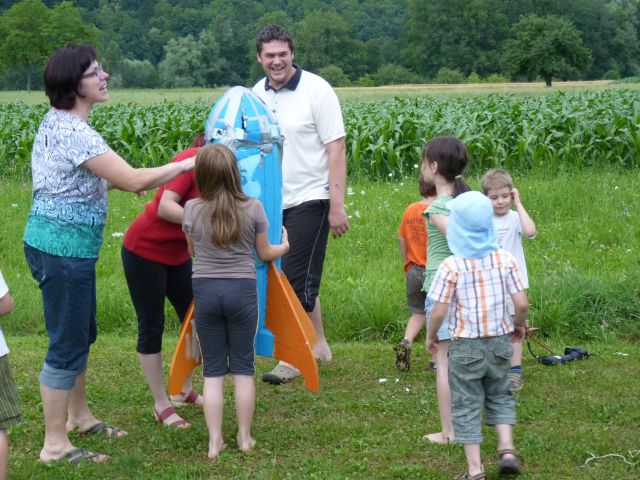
[253,24,349,384]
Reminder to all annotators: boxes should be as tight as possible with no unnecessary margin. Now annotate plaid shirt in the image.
[427,249,525,339]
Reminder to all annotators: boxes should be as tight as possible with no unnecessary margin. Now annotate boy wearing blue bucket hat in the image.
[426,191,528,480]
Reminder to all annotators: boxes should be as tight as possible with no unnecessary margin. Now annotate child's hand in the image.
[510,326,525,343]
[427,336,438,354]
[281,227,288,245]
[511,187,522,207]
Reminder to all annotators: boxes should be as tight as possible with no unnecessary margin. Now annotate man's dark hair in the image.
[256,24,294,54]
[44,43,97,110]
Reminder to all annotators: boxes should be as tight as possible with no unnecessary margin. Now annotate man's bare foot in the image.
[237,434,256,452]
[423,431,454,444]
[208,438,226,459]
[312,342,332,362]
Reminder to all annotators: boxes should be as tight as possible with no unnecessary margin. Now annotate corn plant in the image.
[1,89,639,179]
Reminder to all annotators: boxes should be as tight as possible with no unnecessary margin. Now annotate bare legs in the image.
[395,312,430,372]
[233,375,256,452]
[495,423,518,462]
[203,377,225,459]
[138,352,195,427]
[0,430,8,480]
[460,425,517,477]
[425,340,454,444]
[276,297,331,376]
[309,298,332,361]
[403,313,426,345]
[511,338,523,367]
[41,385,74,462]
[41,373,112,463]
[462,444,483,477]
[66,372,128,437]
[203,375,255,459]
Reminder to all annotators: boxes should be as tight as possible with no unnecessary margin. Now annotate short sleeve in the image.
[313,80,345,145]
[182,201,195,235]
[505,254,525,294]
[398,208,410,238]
[252,199,268,234]
[427,259,457,303]
[425,196,451,217]
[68,122,110,167]
[164,148,199,198]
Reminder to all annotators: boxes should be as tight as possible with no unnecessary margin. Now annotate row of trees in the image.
[0,0,639,90]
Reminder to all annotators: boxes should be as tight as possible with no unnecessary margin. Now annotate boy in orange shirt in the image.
[395,176,437,371]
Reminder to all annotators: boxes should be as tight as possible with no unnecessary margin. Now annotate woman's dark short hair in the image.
[44,44,97,110]
[256,24,294,54]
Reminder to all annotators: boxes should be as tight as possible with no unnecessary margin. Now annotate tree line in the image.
[0,0,639,91]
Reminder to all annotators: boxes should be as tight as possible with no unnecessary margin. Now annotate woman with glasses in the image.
[23,43,195,466]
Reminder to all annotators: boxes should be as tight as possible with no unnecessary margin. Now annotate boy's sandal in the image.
[394,339,411,372]
[498,448,523,475]
[154,406,190,429]
[453,471,486,480]
[78,422,127,438]
[507,373,524,392]
[40,447,108,466]
[170,389,202,407]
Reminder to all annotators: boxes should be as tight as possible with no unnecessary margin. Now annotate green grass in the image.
[6,335,640,479]
[2,170,639,342]
[2,167,639,478]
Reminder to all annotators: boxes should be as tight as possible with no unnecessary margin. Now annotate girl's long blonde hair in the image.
[194,144,249,247]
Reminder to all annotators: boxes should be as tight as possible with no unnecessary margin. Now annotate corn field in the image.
[1,89,639,179]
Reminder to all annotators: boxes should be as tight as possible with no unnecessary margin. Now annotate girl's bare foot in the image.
[423,431,454,444]
[207,438,226,459]
[237,434,256,452]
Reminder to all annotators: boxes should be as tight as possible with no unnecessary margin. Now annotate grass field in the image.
[6,335,639,479]
[2,171,639,342]
[1,82,639,478]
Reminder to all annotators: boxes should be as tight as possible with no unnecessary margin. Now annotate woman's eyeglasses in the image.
[81,64,104,79]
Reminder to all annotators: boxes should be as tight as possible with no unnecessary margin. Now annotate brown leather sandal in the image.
[154,406,189,429]
[170,389,202,407]
[498,448,523,475]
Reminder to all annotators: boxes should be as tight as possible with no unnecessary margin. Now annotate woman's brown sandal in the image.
[498,448,523,475]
